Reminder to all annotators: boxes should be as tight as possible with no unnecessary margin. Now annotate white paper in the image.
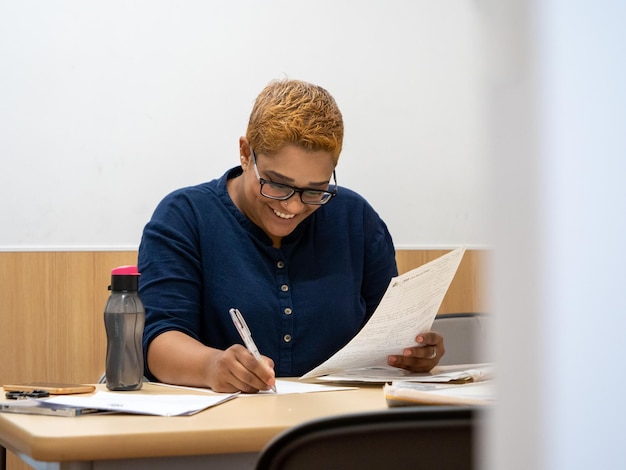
[150,379,355,395]
[412,365,493,383]
[301,247,465,379]
[255,379,355,395]
[317,363,493,384]
[39,391,237,416]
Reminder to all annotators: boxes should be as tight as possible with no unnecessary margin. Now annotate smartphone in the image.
[3,382,95,395]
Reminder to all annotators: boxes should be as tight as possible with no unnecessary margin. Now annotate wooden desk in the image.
[0,382,388,470]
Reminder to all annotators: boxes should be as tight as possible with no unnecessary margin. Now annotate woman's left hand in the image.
[387,331,445,372]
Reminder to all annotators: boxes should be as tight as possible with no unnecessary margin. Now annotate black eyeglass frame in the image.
[249,147,338,206]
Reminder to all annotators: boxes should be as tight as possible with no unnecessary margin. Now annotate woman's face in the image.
[236,140,336,247]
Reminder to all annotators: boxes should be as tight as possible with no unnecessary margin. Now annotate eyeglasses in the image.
[250,147,338,205]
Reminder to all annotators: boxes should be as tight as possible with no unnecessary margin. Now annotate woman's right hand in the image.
[146,330,276,393]
[206,344,276,393]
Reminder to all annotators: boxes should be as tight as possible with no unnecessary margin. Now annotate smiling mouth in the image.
[273,208,296,220]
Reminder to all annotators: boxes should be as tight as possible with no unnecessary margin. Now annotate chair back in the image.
[432,313,490,365]
[255,406,479,470]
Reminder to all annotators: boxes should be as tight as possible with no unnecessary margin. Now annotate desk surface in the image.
[0,382,387,463]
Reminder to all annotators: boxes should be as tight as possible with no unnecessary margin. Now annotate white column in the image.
[482,1,626,469]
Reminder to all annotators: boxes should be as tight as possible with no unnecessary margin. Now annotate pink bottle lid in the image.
[109,266,141,291]
[111,265,140,276]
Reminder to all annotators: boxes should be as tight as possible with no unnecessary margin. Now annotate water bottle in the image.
[104,265,145,391]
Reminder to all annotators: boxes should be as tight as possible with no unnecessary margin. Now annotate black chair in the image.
[431,313,491,365]
[255,406,479,470]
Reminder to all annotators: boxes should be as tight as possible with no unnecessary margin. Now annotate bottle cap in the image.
[109,265,140,291]
[111,265,140,276]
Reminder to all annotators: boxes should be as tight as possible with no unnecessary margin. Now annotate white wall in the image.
[0,0,487,250]
[484,1,626,469]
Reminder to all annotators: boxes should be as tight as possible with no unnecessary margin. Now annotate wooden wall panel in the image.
[0,251,138,387]
[396,249,488,315]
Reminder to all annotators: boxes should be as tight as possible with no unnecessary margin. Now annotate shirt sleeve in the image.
[360,201,399,321]
[137,189,204,381]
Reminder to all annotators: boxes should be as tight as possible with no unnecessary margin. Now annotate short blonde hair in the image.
[246,79,344,164]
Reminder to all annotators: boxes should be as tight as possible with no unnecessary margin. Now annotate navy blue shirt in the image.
[138,167,398,379]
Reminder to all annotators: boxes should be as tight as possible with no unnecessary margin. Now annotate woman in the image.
[138,79,444,393]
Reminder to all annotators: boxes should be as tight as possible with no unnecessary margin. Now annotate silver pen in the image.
[229,308,277,393]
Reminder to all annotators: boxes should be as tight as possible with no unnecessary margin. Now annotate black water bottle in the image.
[104,265,145,391]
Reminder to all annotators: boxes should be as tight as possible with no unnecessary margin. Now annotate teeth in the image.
[273,209,295,219]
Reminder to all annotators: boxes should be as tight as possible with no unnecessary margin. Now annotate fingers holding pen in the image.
[208,345,275,393]
[234,345,276,392]
[228,308,277,393]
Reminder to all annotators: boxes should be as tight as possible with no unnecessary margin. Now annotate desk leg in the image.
[17,452,92,470]
[13,453,257,470]
[1,444,6,470]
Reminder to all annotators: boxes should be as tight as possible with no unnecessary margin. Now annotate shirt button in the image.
[283,334,292,343]
[277,261,285,269]
[281,284,289,292]
[284,308,292,315]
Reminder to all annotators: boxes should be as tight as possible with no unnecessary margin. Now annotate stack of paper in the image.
[384,380,494,407]
[315,363,493,384]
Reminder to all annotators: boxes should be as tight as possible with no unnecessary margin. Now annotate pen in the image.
[229,308,277,393]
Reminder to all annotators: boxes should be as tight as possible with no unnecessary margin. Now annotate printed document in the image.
[39,391,237,416]
[301,247,465,379]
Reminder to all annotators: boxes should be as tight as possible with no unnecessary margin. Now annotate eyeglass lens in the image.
[261,181,332,204]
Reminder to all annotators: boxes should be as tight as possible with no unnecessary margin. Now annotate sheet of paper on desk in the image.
[255,380,356,395]
[39,391,237,416]
[316,364,494,384]
[301,247,466,379]
[150,380,355,395]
